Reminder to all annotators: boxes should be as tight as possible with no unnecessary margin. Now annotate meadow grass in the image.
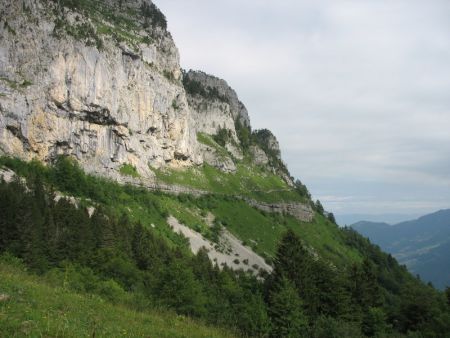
[0,156,361,268]
[0,262,236,338]
[209,199,363,266]
[152,162,303,203]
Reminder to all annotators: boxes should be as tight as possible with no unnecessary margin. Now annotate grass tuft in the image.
[119,163,139,178]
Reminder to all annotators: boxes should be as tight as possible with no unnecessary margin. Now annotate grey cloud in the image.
[155,0,450,216]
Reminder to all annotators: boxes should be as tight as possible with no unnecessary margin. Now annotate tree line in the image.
[0,158,449,337]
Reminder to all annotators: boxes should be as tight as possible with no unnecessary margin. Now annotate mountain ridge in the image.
[352,209,450,289]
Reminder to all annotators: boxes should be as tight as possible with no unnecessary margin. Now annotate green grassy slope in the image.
[152,163,302,203]
[0,261,235,338]
[152,133,305,203]
[208,198,362,266]
[1,157,449,337]
[0,157,361,269]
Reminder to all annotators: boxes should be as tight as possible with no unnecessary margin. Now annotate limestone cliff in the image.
[183,70,250,172]
[0,0,200,179]
[0,0,294,186]
[184,70,250,136]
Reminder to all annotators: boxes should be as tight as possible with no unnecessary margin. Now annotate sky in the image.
[154,0,450,221]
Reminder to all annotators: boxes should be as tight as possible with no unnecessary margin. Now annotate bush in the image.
[0,252,26,271]
[51,156,87,195]
[235,118,251,150]
[182,74,229,103]
[119,164,139,178]
[98,279,127,303]
[141,2,167,30]
[212,128,232,147]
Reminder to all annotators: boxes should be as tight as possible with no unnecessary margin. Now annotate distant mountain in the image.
[352,209,450,289]
[336,213,420,226]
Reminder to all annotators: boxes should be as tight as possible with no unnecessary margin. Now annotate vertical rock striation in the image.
[0,0,295,187]
[0,0,200,179]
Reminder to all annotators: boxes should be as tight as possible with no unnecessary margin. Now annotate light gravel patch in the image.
[168,215,272,274]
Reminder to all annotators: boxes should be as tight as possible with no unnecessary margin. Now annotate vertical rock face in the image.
[0,0,292,183]
[184,70,250,170]
[0,0,200,178]
[184,70,250,133]
[252,129,282,161]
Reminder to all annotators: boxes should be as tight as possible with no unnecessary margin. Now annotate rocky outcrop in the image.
[0,0,200,179]
[0,167,15,183]
[185,70,250,130]
[250,145,269,165]
[0,0,268,179]
[0,0,304,204]
[252,129,281,161]
[199,143,237,173]
[185,70,249,169]
[245,199,314,222]
[187,94,240,144]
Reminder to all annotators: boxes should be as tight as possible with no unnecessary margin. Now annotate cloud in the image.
[155,0,450,215]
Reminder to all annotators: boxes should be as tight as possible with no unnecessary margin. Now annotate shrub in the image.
[0,252,26,271]
[212,128,232,147]
[98,279,127,303]
[234,118,251,150]
[163,70,175,82]
[182,74,229,103]
[119,164,139,178]
[141,2,167,30]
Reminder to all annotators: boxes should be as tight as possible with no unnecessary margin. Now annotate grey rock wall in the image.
[185,70,250,129]
[245,198,314,222]
[0,0,300,195]
[0,0,200,179]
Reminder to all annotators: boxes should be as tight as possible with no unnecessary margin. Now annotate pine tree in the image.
[362,307,388,337]
[307,259,346,318]
[131,222,151,270]
[445,287,450,307]
[315,200,324,215]
[235,288,270,337]
[268,229,310,293]
[0,180,22,252]
[361,258,382,308]
[156,259,206,317]
[348,259,382,311]
[269,276,308,338]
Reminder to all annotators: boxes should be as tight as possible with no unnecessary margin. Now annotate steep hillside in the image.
[353,210,450,289]
[0,258,235,338]
[1,0,450,337]
[2,156,450,337]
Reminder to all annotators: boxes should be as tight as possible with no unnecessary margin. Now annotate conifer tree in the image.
[445,287,450,307]
[156,259,206,317]
[362,307,388,337]
[269,276,308,338]
[269,229,310,293]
